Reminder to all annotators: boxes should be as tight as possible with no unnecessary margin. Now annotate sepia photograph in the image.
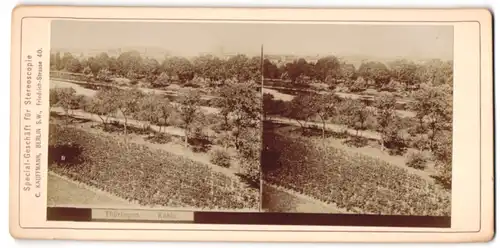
[260,24,454,216]
[9,6,494,242]
[47,20,262,212]
[47,20,454,217]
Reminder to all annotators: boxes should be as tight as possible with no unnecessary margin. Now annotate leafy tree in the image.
[53,87,76,117]
[49,88,60,110]
[107,57,120,74]
[236,127,261,185]
[162,56,195,83]
[192,55,227,82]
[214,83,260,149]
[433,130,452,188]
[246,56,262,83]
[314,93,341,140]
[54,52,63,70]
[117,50,143,76]
[286,93,317,133]
[84,90,117,128]
[134,93,163,130]
[87,57,104,76]
[358,61,391,88]
[61,52,75,71]
[411,83,452,151]
[388,59,418,90]
[374,93,398,133]
[178,90,203,146]
[126,69,140,80]
[133,93,172,132]
[263,93,275,120]
[156,97,174,132]
[374,93,406,154]
[65,58,82,73]
[416,59,453,87]
[112,88,145,138]
[380,78,404,92]
[263,93,287,119]
[152,72,171,87]
[226,54,250,81]
[142,58,161,82]
[50,53,62,70]
[350,76,368,92]
[340,99,372,137]
[82,66,92,75]
[338,63,357,83]
[96,68,113,82]
[380,116,407,155]
[313,56,341,82]
[51,88,84,123]
[285,58,312,83]
[83,52,109,77]
[263,58,280,79]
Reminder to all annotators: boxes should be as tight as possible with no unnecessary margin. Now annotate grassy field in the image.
[48,123,259,211]
[262,122,451,216]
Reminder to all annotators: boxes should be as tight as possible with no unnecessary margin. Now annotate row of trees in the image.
[50,51,263,86]
[50,51,452,93]
[265,56,452,91]
[50,82,262,183]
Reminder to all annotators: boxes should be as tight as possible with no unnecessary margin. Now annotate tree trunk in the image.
[295,119,306,134]
[234,129,240,150]
[224,114,229,128]
[319,116,326,140]
[123,114,128,143]
[64,109,69,124]
[184,125,189,147]
[98,115,105,128]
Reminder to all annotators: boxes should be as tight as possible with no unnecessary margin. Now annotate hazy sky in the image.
[51,20,453,60]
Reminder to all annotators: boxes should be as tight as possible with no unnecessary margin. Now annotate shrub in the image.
[210,149,231,168]
[145,133,173,144]
[350,77,367,92]
[406,151,428,170]
[152,72,171,88]
[188,126,212,153]
[382,128,408,156]
[96,69,113,82]
[343,136,369,148]
[409,134,430,151]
